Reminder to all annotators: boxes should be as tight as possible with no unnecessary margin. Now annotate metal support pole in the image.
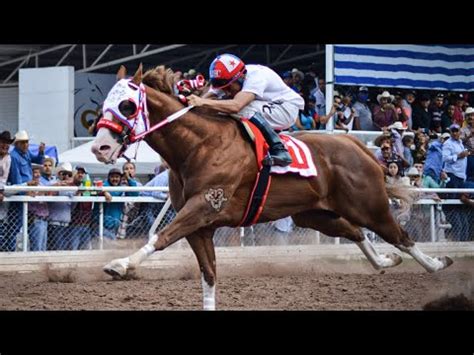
[240,227,245,247]
[82,44,87,69]
[430,204,436,242]
[99,202,104,250]
[148,197,172,242]
[315,231,320,244]
[325,44,335,132]
[22,202,28,252]
[335,237,340,245]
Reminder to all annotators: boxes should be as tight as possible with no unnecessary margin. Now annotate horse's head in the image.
[91,65,149,164]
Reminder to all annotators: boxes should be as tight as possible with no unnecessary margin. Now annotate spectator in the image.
[460,107,474,181]
[430,93,449,133]
[352,86,376,131]
[385,160,410,187]
[412,93,431,131]
[441,104,456,129]
[377,142,395,174]
[291,68,305,94]
[373,133,392,161]
[442,123,470,241]
[332,92,356,131]
[281,71,293,88]
[40,157,57,186]
[100,168,138,240]
[0,131,13,249]
[452,93,465,126]
[387,121,406,159]
[2,131,45,252]
[311,77,326,117]
[402,90,416,130]
[122,161,142,186]
[70,166,93,250]
[393,91,409,128]
[373,91,399,130]
[412,131,429,164]
[27,165,49,251]
[401,134,415,170]
[7,130,45,185]
[424,132,450,184]
[48,162,75,250]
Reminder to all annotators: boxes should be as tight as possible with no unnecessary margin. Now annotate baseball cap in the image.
[108,168,122,176]
[441,132,451,139]
[436,92,445,99]
[75,165,88,173]
[359,86,369,92]
[449,123,461,131]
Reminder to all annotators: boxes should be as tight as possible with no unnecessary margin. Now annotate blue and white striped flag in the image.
[334,45,474,92]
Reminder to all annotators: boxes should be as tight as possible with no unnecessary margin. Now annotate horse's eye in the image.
[118,100,137,118]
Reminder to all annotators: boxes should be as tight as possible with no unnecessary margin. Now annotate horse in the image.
[91,65,453,310]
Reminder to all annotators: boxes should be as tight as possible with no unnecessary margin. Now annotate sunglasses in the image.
[60,172,73,177]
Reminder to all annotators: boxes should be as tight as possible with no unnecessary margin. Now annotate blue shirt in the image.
[7,147,44,185]
[424,140,444,182]
[442,137,467,180]
[141,170,169,200]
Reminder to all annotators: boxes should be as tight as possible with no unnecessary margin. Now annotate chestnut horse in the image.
[91,65,453,310]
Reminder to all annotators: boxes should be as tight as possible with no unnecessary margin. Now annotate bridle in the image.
[96,78,195,159]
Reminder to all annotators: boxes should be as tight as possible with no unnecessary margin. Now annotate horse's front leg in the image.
[103,195,220,278]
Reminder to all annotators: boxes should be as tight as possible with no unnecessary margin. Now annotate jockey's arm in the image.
[188,91,255,114]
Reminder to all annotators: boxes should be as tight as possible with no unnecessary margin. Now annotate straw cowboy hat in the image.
[57,162,73,174]
[377,91,394,104]
[465,107,474,115]
[388,121,407,131]
[406,167,421,177]
[0,130,14,144]
[13,130,29,142]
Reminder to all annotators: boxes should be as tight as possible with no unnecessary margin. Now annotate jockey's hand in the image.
[187,94,205,107]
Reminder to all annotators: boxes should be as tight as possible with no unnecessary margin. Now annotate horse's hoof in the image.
[103,258,129,279]
[439,256,454,269]
[386,253,403,267]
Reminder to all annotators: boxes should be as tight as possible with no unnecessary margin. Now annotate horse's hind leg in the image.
[292,210,402,270]
[350,207,453,273]
[186,228,217,310]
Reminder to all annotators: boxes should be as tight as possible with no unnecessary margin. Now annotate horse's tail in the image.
[385,184,419,223]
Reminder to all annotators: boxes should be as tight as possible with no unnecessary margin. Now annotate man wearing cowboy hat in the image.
[387,121,407,160]
[7,130,46,186]
[373,90,399,130]
[2,131,46,252]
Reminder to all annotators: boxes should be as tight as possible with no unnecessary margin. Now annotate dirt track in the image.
[0,258,473,310]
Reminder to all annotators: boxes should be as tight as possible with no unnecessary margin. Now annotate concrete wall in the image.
[19,67,74,154]
[0,87,19,134]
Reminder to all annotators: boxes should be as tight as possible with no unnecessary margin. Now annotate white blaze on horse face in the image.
[92,111,124,164]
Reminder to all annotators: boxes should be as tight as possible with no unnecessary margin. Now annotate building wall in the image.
[19,67,74,154]
[0,87,19,134]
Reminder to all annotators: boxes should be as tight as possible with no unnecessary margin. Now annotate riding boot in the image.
[249,113,292,167]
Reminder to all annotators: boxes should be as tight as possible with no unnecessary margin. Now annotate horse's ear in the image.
[117,65,127,81]
[132,63,143,85]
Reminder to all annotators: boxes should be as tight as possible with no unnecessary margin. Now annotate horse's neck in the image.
[145,92,226,172]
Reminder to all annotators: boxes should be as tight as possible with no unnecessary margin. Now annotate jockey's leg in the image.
[249,112,292,167]
[186,228,217,310]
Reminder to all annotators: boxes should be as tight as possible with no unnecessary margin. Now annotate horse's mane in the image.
[143,65,179,94]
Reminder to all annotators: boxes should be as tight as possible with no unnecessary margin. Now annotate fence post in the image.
[315,231,320,244]
[240,227,245,247]
[148,197,172,242]
[22,202,28,252]
[334,237,340,245]
[99,202,104,250]
[430,204,436,243]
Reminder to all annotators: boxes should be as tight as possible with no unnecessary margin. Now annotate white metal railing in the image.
[0,186,472,252]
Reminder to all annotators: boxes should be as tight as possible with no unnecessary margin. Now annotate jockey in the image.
[187,53,305,167]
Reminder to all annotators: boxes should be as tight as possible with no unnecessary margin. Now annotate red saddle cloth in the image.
[244,120,318,177]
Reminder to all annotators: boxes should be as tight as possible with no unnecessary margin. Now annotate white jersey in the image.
[210,64,305,110]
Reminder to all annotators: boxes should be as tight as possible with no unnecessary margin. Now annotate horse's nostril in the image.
[99,145,111,152]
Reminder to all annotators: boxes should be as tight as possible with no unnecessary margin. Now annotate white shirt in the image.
[211,64,305,110]
[0,154,11,188]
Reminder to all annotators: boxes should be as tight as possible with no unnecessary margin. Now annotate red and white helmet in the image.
[209,53,246,90]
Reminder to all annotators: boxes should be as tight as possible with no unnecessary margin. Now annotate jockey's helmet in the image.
[209,54,246,90]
